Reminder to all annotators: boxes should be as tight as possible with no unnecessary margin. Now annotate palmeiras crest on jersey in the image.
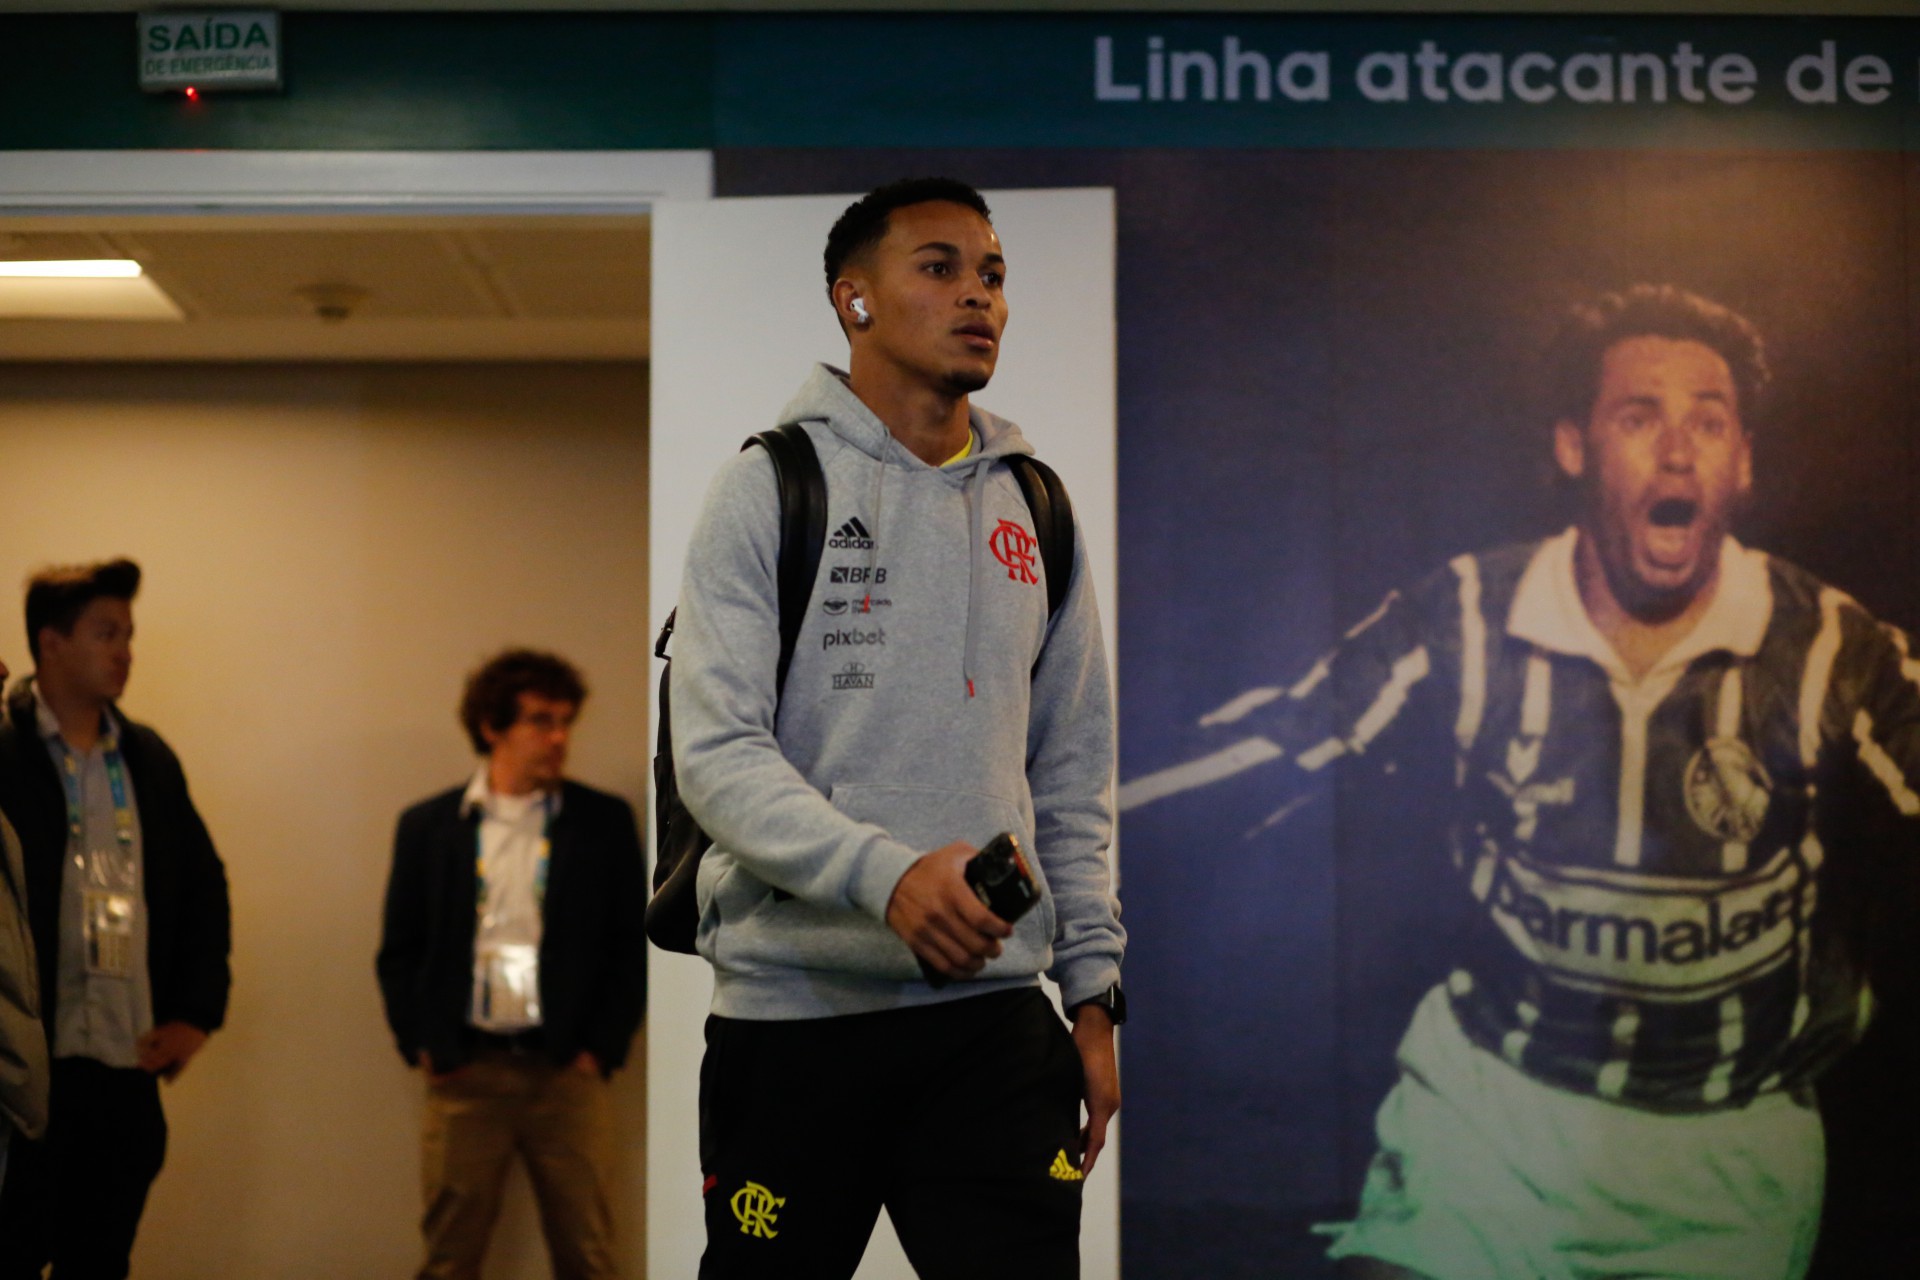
[1684,737,1772,843]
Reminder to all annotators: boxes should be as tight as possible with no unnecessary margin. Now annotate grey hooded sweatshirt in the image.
[672,364,1123,1021]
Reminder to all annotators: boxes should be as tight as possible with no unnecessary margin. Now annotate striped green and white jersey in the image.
[1134,528,1920,1113]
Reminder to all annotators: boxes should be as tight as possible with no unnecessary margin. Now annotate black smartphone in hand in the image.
[922,832,1038,988]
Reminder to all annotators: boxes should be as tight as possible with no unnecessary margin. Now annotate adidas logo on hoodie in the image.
[828,517,875,550]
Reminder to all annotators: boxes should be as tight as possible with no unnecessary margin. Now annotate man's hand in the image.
[570,1050,603,1078]
[136,1022,208,1081]
[885,841,1013,979]
[1071,1004,1120,1177]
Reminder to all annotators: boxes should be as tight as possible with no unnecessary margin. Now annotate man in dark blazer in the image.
[0,559,231,1280]
[378,648,645,1280]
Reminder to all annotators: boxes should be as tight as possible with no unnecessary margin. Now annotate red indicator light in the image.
[184,86,200,102]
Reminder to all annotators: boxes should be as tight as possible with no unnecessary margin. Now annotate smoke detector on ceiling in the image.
[295,282,370,324]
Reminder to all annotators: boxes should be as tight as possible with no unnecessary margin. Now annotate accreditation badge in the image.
[471,941,542,1027]
[83,888,138,978]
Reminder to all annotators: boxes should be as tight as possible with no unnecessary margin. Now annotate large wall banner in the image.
[712,14,1920,1280]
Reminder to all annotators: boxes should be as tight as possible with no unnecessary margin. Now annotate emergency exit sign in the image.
[138,11,281,92]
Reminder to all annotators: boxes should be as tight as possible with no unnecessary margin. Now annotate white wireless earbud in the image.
[850,297,871,325]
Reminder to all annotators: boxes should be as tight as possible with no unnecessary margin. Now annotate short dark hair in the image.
[822,177,993,299]
[459,648,588,755]
[25,558,141,662]
[1545,284,1771,429]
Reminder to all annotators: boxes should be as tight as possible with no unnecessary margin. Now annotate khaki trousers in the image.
[419,1050,618,1280]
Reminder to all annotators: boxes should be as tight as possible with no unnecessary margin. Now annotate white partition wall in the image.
[649,189,1119,1280]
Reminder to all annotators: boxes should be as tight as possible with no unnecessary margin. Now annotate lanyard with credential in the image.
[474,792,555,918]
[57,739,135,856]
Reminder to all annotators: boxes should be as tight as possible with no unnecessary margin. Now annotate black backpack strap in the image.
[1006,454,1075,619]
[745,424,828,694]
[646,426,824,946]
[653,606,679,765]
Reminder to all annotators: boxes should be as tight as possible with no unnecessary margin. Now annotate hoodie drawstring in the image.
[961,464,990,699]
[863,436,888,612]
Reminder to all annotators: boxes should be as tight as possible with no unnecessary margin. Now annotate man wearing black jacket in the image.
[0,559,231,1280]
[378,648,645,1280]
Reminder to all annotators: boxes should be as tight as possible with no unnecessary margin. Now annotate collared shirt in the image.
[1507,528,1773,684]
[461,769,559,1031]
[34,681,152,1066]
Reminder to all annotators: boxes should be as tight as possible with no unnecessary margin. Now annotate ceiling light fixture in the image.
[0,258,181,321]
[0,259,145,279]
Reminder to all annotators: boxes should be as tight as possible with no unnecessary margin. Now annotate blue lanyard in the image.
[474,792,555,914]
[56,736,134,855]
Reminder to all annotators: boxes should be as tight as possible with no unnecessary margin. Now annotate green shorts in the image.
[1326,983,1823,1280]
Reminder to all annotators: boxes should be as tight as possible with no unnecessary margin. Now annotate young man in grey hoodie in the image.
[672,178,1125,1278]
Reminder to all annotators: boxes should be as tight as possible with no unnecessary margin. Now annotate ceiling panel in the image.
[0,214,650,361]
[120,229,501,320]
[462,225,651,320]
[0,230,122,259]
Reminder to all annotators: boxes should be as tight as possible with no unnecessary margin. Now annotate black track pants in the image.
[698,987,1088,1280]
[0,1058,167,1280]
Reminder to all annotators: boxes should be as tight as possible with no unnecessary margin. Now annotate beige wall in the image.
[0,362,650,1279]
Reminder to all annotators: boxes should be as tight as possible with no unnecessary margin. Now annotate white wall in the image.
[0,361,650,1279]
